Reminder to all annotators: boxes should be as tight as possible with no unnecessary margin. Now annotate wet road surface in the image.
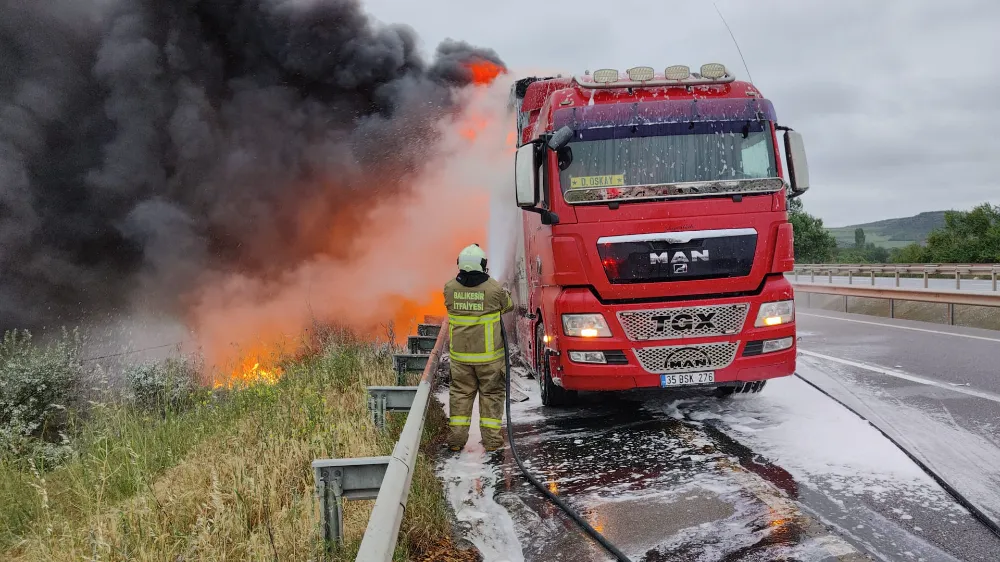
[460,370,1000,562]
[797,309,1000,527]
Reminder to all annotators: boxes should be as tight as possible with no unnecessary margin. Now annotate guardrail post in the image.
[993,270,998,292]
[848,271,853,285]
[366,386,420,430]
[923,271,929,288]
[811,271,815,283]
[895,270,900,287]
[871,271,875,286]
[795,269,799,282]
[828,270,833,283]
[313,457,391,546]
[368,393,387,430]
[889,298,895,318]
[844,294,849,313]
[948,303,955,325]
[956,271,961,290]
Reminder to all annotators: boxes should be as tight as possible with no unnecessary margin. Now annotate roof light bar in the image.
[664,65,691,80]
[592,69,619,84]
[574,63,734,89]
[626,66,655,82]
[700,63,728,79]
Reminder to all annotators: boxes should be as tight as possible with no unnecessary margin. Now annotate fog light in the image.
[762,337,794,354]
[568,351,607,364]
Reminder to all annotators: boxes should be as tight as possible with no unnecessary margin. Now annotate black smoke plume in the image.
[0,0,504,333]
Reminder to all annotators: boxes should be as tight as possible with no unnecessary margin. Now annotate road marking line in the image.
[799,349,1000,405]
[798,312,1000,343]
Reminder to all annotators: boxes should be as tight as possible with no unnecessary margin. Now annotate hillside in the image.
[827,211,947,249]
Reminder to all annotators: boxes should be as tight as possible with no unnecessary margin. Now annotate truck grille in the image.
[633,342,740,374]
[617,303,749,341]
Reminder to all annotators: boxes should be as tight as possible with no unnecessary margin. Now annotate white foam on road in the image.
[660,375,962,510]
[434,388,525,562]
[798,356,1000,523]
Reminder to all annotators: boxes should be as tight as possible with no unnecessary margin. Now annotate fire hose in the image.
[501,319,633,562]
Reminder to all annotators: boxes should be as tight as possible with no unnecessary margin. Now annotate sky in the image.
[362,0,999,227]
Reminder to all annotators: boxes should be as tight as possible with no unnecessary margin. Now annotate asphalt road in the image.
[479,365,1000,561]
[797,310,1000,527]
[797,310,1000,396]
[446,312,1000,561]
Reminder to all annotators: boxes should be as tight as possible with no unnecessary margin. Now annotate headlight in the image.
[755,300,794,327]
[562,314,612,337]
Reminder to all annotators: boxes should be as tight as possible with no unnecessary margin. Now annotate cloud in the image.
[364,0,1000,226]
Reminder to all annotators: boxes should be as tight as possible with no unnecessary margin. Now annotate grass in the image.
[0,331,461,561]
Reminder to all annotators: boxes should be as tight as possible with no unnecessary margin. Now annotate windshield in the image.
[558,121,778,203]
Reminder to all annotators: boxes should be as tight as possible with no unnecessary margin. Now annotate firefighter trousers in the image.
[448,358,506,450]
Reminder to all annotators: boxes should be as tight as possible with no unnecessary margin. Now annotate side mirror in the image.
[547,125,575,151]
[515,143,539,208]
[784,130,810,196]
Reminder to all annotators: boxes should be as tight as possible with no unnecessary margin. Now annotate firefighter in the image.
[444,244,514,452]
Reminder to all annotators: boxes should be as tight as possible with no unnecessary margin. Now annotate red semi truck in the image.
[506,64,810,406]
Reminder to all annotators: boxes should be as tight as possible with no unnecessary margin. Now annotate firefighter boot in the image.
[448,361,477,450]
[478,359,507,451]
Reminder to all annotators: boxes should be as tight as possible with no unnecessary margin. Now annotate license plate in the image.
[660,371,715,387]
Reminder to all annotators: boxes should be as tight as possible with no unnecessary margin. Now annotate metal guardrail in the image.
[312,318,446,560]
[791,283,1000,324]
[792,263,1000,291]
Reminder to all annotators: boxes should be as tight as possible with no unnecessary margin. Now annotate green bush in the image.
[0,330,83,461]
[124,356,202,412]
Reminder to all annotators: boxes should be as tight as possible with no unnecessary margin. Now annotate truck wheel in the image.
[535,323,575,407]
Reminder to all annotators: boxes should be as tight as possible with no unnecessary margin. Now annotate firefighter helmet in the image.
[457,244,488,273]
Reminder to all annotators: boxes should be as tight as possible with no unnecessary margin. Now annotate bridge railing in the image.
[790,263,1000,291]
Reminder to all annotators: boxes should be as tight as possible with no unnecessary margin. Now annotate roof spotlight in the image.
[626,66,655,82]
[664,65,691,80]
[592,68,619,84]
[700,63,728,79]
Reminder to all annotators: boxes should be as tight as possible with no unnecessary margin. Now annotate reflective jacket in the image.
[444,275,513,364]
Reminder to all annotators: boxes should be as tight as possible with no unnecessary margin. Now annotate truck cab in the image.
[508,65,810,406]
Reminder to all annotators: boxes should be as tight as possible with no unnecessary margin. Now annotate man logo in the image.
[663,347,712,370]
[673,263,687,274]
[649,250,709,265]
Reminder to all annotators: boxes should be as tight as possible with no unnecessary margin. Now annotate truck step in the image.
[407,335,437,354]
[417,323,441,338]
[393,353,429,373]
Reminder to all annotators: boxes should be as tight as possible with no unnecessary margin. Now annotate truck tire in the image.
[716,380,767,397]
[536,323,575,407]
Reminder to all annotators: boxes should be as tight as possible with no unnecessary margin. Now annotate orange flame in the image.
[190,70,509,387]
[465,59,505,85]
[213,340,287,389]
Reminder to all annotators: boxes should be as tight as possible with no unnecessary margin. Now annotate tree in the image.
[854,228,866,249]
[921,204,1000,263]
[788,197,837,263]
[834,242,890,264]
[891,243,928,264]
